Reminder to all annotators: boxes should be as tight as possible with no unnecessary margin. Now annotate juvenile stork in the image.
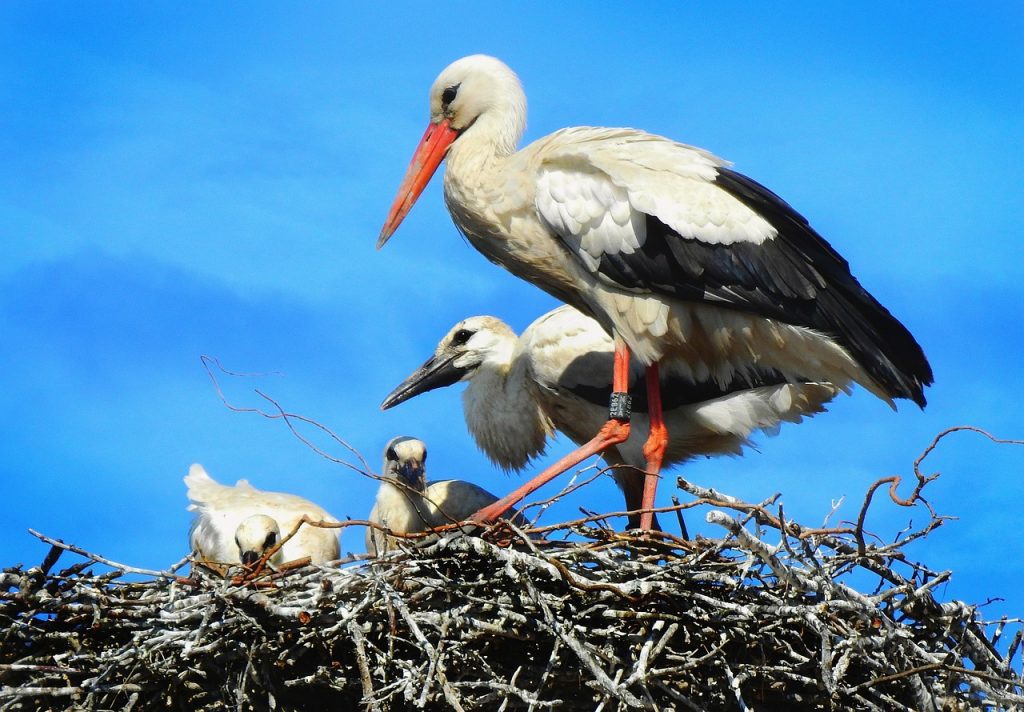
[382,306,839,529]
[378,55,933,530]
[186,464,340,567]
[366,436,515,555]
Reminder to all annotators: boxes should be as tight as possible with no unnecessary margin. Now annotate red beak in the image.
[377,119,459,248]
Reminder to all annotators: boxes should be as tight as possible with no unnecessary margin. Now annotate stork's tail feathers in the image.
[693,382,840,442]
[765,382,840,426]
[713,168,933,408]
[184,463,229,509]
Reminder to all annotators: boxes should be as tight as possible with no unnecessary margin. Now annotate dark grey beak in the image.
[381,353,467,410]
[398,459,426,491]
[240,550,259,567]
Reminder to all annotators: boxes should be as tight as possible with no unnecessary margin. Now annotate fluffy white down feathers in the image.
[366,437,513,556]
[185,464,340,566]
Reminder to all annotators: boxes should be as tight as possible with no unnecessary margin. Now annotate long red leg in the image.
[471,339,633,523]
[639,361,668,531]
[612,336,631,392]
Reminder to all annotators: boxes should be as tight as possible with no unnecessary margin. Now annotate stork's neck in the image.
[446,111,518,179]
[443,104,525,223]
[379,479,426,503]
[458,90,524,156]
[374,480,431,532]
[462,341,553,471]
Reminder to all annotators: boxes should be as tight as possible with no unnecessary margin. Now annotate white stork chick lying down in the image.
[185,464,340,567]
[366,436,521,556]
[377,55,933,529]
[381,306,840,530]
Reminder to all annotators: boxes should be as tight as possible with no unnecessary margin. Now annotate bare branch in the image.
[4,426,1021,709]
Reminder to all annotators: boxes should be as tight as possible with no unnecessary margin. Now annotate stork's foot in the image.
[598,417,632,444]
[626,511,663,533]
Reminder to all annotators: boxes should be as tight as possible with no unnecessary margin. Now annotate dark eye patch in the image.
[441,84,460,106]
[263,531,277,549]
[451,329,473,346]
[386,446,398,461]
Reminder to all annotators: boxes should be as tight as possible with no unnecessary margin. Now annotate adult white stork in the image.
[377,55,933,530]
[381,306,839,530]
[186,464,340,567]
[366,436,517,555]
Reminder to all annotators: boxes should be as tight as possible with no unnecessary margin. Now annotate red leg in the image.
[639,361,668,531]
[471,339,633,523]
[612,337,630,392]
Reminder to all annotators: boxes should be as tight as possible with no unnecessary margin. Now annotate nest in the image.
[3,456,1024,712]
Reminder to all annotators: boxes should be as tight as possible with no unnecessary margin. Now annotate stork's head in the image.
[234,514,281,567]
[382,436,428,492]
[427,55,526,136]
[380,316,516,410]
[377,55,526,248]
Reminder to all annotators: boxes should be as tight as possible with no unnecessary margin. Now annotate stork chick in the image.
[366,436,518,555]
[233,514,282,567]
[382,306,840,529]
[186,464,340,567]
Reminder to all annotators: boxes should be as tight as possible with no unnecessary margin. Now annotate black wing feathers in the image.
[561,353,793,413]
[591,166,932,406]
[715,168,933,407]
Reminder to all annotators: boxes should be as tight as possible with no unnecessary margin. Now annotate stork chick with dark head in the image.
[383,306,840,530]
[367,436,520,555]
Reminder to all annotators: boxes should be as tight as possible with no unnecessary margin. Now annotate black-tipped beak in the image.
[398,459,426,490]
[240,550,259,567]
[381,352,467,410]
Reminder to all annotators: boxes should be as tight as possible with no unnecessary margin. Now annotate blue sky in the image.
[2,3,1022,620]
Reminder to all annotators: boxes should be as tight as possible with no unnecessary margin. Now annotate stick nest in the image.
[3,468,1024,712]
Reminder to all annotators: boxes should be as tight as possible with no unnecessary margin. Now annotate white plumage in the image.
[382,305,839,529]
[366,437,513,555]
[380,56,928,396]
[378,55,932,528]
[185,464,340,567]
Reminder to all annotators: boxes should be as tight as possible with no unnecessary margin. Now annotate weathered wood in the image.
[3,480,1022,711]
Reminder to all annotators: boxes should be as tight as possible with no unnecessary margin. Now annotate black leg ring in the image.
[609,391,632,422]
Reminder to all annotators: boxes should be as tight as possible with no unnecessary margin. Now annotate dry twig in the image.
[3,427,1021,710]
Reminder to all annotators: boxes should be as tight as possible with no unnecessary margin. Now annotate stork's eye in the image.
[441,84,460,106]
[451,329,473,346]
[263,531,277,549]
[386,446,398,462]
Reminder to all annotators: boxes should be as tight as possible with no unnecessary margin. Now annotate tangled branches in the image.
[2,428,1023,710]
[2,513,1022,709]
